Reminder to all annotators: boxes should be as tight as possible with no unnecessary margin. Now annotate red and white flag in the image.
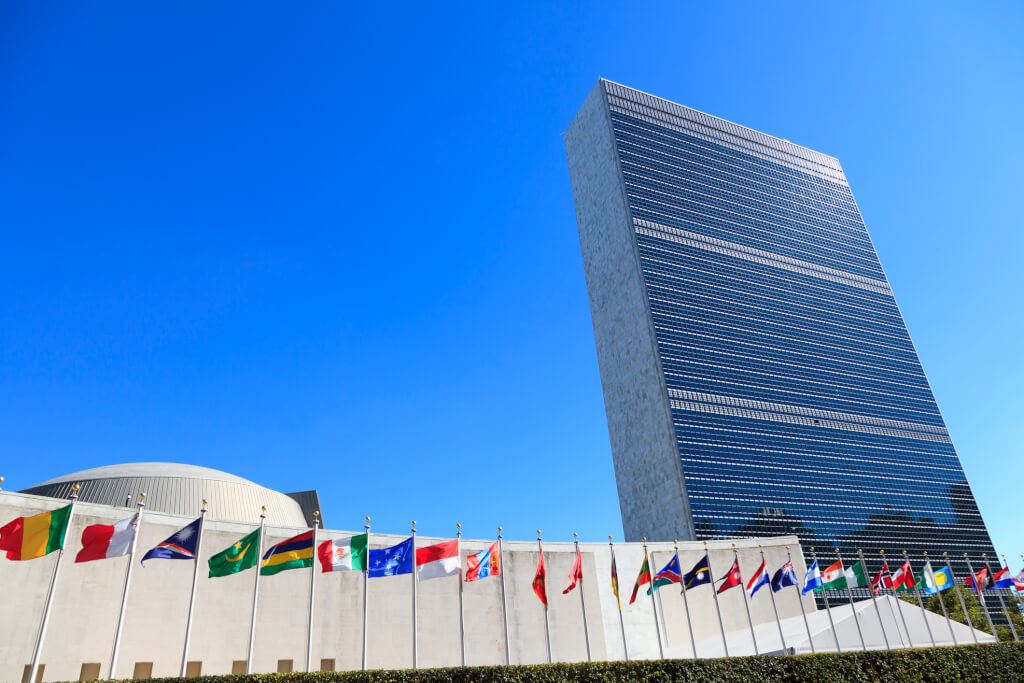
[717,556,743,594]
[76,512,140,563]
[563,548,583,594]
[746,559,768,597]
[892,561,916,590]
[415,539,460,581]
[870,561,894,593]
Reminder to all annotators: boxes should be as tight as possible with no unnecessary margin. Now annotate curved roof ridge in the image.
[31,462,260,488]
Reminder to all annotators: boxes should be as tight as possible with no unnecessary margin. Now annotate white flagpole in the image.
[180,501,207,677]
[28,483,80,683]
[905,550,936,647]
[108,493,146,679]
[837,549,867,651]
[538,530,552,663]
[245,507,267,674]
[857,548,890,650]
[675,541,697,658]
[457,524,466,666]
[362,517,370,670]
[643,538,664,659]
[809,548,841,652]
[609,538,629,662]
[411,520,418,669]
[1000,555,1019,642]
[733,545,759,655]
[788,547,815,654]
[572,534,592,661]
[704,541,730,657]
[946,556,977,643]
[498,528,511,665]
[929,552,957,645]
[888,556,914,647]
[964,554,997,639]
[760,545,787,654]
[306,511,320,672]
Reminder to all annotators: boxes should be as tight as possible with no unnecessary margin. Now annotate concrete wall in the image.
[0,492,813,682]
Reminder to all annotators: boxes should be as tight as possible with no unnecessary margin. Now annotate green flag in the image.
[844,560,869,588]
[209,528,260,578]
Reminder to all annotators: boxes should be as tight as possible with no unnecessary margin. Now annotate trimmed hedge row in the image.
[120,643,1024,682]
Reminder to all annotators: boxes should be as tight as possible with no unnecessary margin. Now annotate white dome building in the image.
[20,462,321,527]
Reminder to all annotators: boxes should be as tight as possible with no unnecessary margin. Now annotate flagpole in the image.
[945,556,977,644]
[761,545,787,653]
[362,517,370,670]
[999,555,1019,642]
[729,545,757,655]
[838,548,866,651]
[306,511,319,672]
[676,541,697,658]
[457,524,466,666]
[643,539,664,659]
[498,527,511,665]
[788,547,814,654]
[108,493,146,679]
[810,548,841,652]
[245,507,266,675]
[538,531,552,663]
[180,501,207,676]
[705,541,730,657]
[926,552,956,645]
[28,483,80,683]
[609,538,629,662]
[902,551,934,647]
[964,553,997,639]
[857,548,890,650]
[411,520,418,669]
[573,533,592,662]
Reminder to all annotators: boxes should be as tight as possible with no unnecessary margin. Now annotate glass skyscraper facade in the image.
[564,80,997,584]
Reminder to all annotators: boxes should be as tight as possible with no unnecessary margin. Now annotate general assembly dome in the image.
[19,462,321,527]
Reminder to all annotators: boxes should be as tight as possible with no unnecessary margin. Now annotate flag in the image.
[1014,568,1024,591]
[919,562,940,595]
[821,559,846,590]
[932,565,954,592]
[0,504,73,561]
[209,529,260,578]
[141,517,202,564]
[76,511,140,563]
[368,537,413,578]
[629,552,652,605]
[717,556,743,594]
[563,548,583,594]
[465,542,500,582]
[261,530,314,576]
[317,534,368,573]
[532,552,547,606]
[683,553,712,590]
[771,561,799,592]
[416,539,460,581]
[647,554,682,595]
[802,560,823,594]
[892,561,916,591]
[746,559,770,597]
[870,561,894,594]
[992,566,1016,589]
[965,566,988,593]
[844,560,869,589]
[610,551,621,610]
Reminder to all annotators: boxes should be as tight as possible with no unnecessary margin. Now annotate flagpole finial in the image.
[608,535,612,542]
[982,553,987,558]
[456,523,461,530]
[365,516,370,523]
[879,549,884,555]
[943,552,948,557]
[923,550,928,556]
[642,536,646,543]
[810,547,814,552]
[963,553,968,557]
[573,533,578,540]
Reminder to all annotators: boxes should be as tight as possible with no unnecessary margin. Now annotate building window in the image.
[22,665,44,683]
[132,663,153,680]
[185,662,202,677]
[79,663,101,681]
[319,659,335,672]
[276,660,293,673]
[231,662,247,675]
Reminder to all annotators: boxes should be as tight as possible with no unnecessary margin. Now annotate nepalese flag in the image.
[716,556,743,594]
[261,530,315,576]
[746,559,770,597]
[771,561,799,592]
[141,517,202,565]
[647,554,681,595]
[465,542,500,582]
[76,511,140,563]
[368,537,414,578]
[683,553,712,590]
[802,560,823,594]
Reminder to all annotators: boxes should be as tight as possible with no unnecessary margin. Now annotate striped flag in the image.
[261,530,314,576]
[629,552,652,604]
[0,505,72,561]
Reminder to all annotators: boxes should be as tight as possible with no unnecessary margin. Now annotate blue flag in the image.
[771,561,799,592]
[368,537,413,577]
[802,559,823,594]
[141,517,202,565]
[682,553,712,590]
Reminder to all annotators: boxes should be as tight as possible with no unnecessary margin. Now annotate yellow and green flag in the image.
[209,528,260,577]
[0,504,73,561]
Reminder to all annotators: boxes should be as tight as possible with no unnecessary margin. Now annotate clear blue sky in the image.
[2,3,1021,561]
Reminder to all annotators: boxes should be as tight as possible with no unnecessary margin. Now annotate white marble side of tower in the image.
[564,80,694,542]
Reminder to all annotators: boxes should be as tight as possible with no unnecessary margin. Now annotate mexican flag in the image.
[209,528,260,577]
[822,560,847,590]
[844,560,869,588]
[317,534,368,572]
[0,505,73,561]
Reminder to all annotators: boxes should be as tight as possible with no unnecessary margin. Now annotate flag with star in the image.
[209,528,260,577]
[141,516,202,565]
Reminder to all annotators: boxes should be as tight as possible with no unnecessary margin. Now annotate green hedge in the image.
[117,643,1024,683]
